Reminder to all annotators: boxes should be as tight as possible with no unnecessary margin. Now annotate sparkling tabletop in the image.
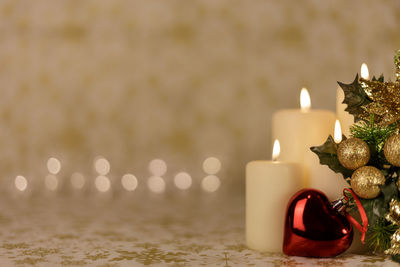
[0,193,396,266]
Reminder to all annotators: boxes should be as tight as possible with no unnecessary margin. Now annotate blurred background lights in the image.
[121,174,138,191]
[70,172,85,190]
[95,175,111,192]
[147,176,166,193]
[202,157,221,175]
[15,175,28,191]
[94,157,111,175]
[149,159,167,176]
[174,172,192,190]
[45,174,58,191]
[201,175,221,193]
[47,157,61,175]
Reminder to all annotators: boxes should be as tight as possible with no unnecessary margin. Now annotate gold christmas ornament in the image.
[350,166,385,199]
[385,228,400,255]
[384,134,400,166]
[386,199,400,225]
[337,138,370,170]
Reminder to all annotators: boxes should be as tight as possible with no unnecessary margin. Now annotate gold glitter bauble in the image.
[384,134,400,166]
[386,198,400,225]
[385,228,400,255]
[350,166,385,199]
[337,138,370,170]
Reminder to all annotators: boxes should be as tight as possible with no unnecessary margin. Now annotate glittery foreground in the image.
[0,196,394,266]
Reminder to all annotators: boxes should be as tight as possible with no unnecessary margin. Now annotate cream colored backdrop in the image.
[0,0,399,189]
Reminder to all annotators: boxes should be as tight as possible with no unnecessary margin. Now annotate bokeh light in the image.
[95,175,111,192]
[15,175,28,191]
[147,176,166,193]
[149,159,167,176]
[201,175,221,193]
[121,174,138,191]
[174,172,192,190]
[202,157,221,175]
[47,157,61,175]
[94,157,111,175]
[45,174,58,191]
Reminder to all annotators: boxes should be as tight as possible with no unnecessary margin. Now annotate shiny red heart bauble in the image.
[283,189,353,257]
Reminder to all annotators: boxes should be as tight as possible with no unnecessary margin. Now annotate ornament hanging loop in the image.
[331,196,346,212]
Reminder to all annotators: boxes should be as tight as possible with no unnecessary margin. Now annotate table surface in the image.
[0,193,397,266]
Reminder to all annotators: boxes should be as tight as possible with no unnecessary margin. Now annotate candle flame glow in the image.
[272,139,280,161]
[300,88,311,112]
[361,63,369,80]
[334,119,342,143]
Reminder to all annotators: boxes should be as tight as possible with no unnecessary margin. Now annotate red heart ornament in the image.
[283,189,353,257]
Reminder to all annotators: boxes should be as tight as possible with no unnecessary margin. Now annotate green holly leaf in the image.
[372,74,384,82]
[337,74,371,122]
[380,180,398,204]
[360,180,398,227]
[392,255,400,263]
[360,196,385,227]
[310,135,353,182]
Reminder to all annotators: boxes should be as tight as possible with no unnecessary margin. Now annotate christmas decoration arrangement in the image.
[310,49,400,262]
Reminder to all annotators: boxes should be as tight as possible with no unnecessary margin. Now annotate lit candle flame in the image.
[361,63,369,80]
[334,119,342,143]
[272,139,280,161]
[300,88,311,112]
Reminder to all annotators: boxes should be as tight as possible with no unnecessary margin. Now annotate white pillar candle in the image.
[336,63,369,137]
[272,88,336,190]
[246,140,303,252]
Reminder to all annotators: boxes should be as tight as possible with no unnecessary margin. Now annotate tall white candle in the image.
[336,63,369,136]
[272,88,337,194]
[246,140,303,252]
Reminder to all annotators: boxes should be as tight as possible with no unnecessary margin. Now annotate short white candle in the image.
[246,140,303,252]
[336,63,369,136]
[272,88,336,188]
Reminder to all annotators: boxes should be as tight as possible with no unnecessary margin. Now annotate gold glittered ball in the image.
[384,134,400,166]
[350,166,385,199]
[337,138,370,170]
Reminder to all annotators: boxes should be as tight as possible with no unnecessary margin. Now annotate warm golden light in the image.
[272,139,280,161]
[95,175,111,192]
[174,172,192,190]
[148,176,166,193]
[121,174,138,191]
[149,159,167,176]
[300,88,311,112]
[334,120,342,143]
[45,174,58,191]
[94,157,111,175]
[47,157,61,175]
[15,175,28,191]
[202,157,221,175]
[361,63,369,80]
[201,175,221,192]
